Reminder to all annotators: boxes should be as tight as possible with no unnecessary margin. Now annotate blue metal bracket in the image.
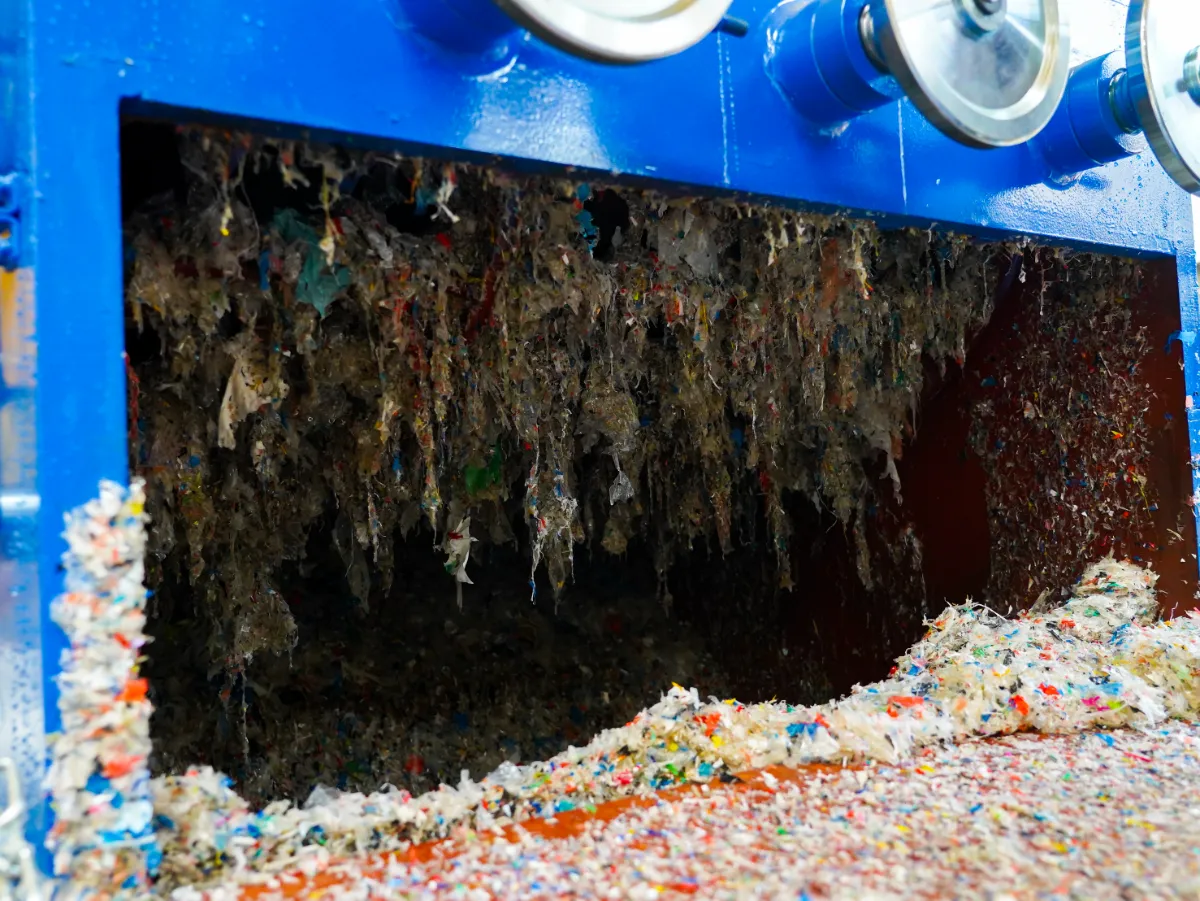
[0,0,46,868]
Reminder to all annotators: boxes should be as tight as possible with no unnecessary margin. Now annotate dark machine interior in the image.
[119,121,1197,807]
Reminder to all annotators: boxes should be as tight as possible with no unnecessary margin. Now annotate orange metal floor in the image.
[238,764,833,900]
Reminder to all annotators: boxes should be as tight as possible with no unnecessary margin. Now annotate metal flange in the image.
[1126,0,1200,194]
[494,0,735,64]
[869,0,1071,148]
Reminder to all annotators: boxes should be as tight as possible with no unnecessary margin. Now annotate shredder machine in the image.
[3,0,1200,895]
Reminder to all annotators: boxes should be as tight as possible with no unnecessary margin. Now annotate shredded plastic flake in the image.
[137,556,1200,890]
[185,723,1200,900]
[46,479,159,898]
[43,477,1200,898]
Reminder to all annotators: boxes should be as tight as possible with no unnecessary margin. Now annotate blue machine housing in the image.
[1,0,1198,873]
[764,0,905,127]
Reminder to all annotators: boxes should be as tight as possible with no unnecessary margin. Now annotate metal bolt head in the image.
[955,0,1006,34]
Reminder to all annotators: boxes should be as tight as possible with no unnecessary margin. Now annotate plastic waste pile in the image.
[172,723,1200,900]
[45,451,1199,896]
[143,557,1198,890]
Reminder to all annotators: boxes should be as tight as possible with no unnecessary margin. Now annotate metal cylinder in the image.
[765,0,901,129]
[1034,51,1146,178]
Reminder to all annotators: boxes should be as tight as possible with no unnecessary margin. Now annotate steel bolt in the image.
[1185,46,1200,106]
[956,0,1005,35]
[714,15,750,38]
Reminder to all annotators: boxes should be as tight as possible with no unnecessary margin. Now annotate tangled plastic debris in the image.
[140,556,1199,889]
[127,130,1002,702]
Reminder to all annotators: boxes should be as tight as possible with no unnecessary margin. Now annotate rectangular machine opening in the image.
[117,120,1197,830]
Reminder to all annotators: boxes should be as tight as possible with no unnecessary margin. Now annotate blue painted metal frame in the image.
[2,0,1198,873]
[2,0,48,862]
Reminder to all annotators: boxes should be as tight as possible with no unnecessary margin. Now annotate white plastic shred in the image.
[440,516,476,611]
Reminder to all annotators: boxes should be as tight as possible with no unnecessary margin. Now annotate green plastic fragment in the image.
[464,445,503,495]
[297,251,350,317]
[273,209,350,317]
